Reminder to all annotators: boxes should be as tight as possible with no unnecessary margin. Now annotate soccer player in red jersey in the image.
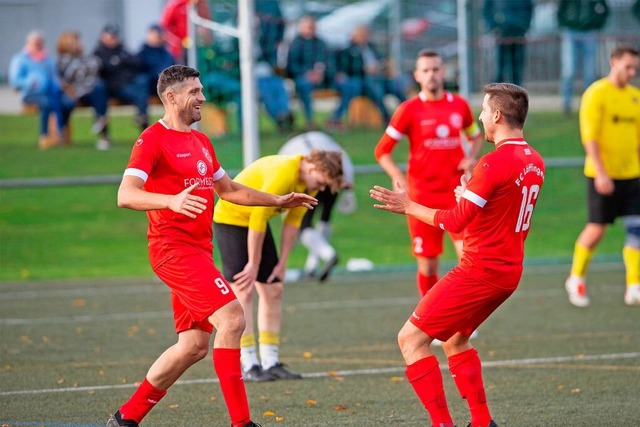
[370,83,545,427]
[106,65,316,427]
[374,49,483,297]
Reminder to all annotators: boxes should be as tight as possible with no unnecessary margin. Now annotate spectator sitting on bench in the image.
[286,16,332,130]
[94,24,150,131]
[328,25,390,131]
[56,30,111,150]
[137,24,176,96]
[9,29,68,150]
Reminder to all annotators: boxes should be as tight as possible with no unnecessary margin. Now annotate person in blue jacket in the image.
[137,24,176,96]
[9,30,69,149]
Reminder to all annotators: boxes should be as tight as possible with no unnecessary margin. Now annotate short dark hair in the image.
[157,65,200,98]
[610,45,639,60]
[483,83,529,129]
[416,49,440,61]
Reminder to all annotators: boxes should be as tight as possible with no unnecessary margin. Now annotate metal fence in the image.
[199,0,640,94]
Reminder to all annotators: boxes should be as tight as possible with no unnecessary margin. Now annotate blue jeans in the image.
[294,75,322,122]
[110,74,149,116]
[561,30,598,112]
[257,76,290,122]
[23,88,66,136]
[331,76,389,122]
[61,80,109,126]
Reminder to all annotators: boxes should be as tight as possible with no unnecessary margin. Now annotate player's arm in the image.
[370,179,479,232]
[268,223,300,283]
[460,125,484,173]
[117,175,207,219]
[232,227,266,290]
[370,183,437,226]
[214,174,317,209]
[583,139,614,195]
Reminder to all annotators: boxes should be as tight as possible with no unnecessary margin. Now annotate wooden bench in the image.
[347,96,383,128]
[21,95,231,145]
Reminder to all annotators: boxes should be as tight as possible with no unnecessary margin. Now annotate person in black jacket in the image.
[286,16,331,129]
[483,0,533,87]
[327,25,390,130]
[94,24,150,130]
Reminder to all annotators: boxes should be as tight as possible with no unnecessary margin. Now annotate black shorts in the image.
[586,177,640,224]
[300,187,339,230]
[213,222,281,283]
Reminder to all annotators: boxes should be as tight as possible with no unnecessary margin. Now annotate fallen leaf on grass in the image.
[263,411,276,416]
[306,400,317,405]
[334,405,348,411]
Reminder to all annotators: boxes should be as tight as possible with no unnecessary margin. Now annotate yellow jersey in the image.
[213,155,311,232]
[579,78,640,179]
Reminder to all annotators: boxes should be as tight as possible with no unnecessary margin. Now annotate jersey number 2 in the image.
[515,184,540,232]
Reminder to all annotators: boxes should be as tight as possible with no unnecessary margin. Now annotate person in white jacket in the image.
[278,131,356,282]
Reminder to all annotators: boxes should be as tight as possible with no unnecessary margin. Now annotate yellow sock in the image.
[240,333,256,348]
[258,330,280,346]
[259,331,280,369]
[570,242,595,278]
[622,246,640,286]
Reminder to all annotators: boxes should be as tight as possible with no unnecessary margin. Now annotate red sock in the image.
[213,348,251,427]
[448,349,492,427]
[119,377,166,424]
[417,273,438,296]
[405,356,454,427]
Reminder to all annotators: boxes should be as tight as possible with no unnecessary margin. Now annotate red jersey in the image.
[374,91,480,207]
[123,120,225,269]
[434,139,545,275]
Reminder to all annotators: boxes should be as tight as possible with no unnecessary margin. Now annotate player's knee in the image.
[397,326,419,355]
[623,215,640,248]
[221,311,247,338]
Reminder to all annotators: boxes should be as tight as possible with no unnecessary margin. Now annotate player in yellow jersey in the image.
[565,46,640,307]
[214,151,343,381]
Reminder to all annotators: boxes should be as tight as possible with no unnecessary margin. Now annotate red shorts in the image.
[154,250,237,334]
[409,262,520,341]
[407,215,463,258]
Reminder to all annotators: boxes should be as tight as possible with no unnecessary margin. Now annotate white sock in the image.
[304,252,320,273]
[240,346,260,372]
[259,344,279,370]
[315,221,331,240]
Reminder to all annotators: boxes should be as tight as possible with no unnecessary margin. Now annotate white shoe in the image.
[565,275,590,307]
[432,330,478,346]
[96,138,111,151]
[624,284,640,306]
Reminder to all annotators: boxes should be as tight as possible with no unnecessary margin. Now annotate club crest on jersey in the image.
[202,147,213,162]
[449,113,463,129]
[436,124,450,138]
[197,160,207,176]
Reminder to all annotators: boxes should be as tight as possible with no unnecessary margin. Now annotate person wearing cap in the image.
[137,24,176,95]
[94,24,150,131]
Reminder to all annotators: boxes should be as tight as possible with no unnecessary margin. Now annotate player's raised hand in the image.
[277,192,318,210]
[168,182,208,218]
[455,174,469,203]
[370,182,411,215]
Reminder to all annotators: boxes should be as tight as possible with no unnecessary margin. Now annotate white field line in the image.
[0,288,567,325]
[0,352,637,397]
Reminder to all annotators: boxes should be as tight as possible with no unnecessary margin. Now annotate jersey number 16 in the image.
[515,184,540,233]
